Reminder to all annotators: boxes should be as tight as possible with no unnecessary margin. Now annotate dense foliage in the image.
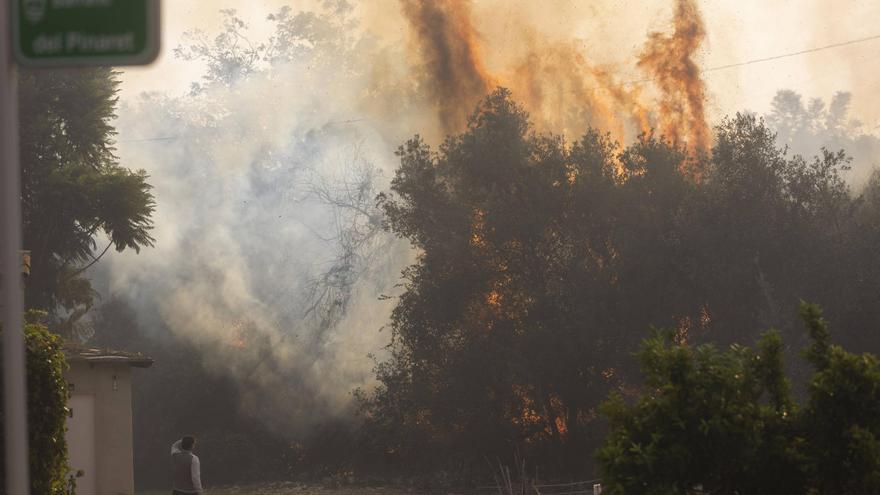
[0,314,71,494]
[800,303,880,494]
[360,88,880,476]
[598,303,880,495]
[19,68,155,335]
[598,315,798,494]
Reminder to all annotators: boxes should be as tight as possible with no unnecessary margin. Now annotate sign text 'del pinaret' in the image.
[13,0,159,67]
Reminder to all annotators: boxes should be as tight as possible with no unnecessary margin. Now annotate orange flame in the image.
[508,38,651,141]
[637,0,711,153]
[399,0,712,159]
[510,385,570,442]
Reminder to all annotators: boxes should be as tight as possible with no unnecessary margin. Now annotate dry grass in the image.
[137,481,424,495]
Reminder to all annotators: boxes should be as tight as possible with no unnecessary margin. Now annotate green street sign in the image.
[12,0,159,67]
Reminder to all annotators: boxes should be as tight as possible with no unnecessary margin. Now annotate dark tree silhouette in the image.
[361,89,880,478]
[19,68,155,336]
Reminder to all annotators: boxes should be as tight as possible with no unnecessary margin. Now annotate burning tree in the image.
[361,89,700,474]
[360,88,880,477]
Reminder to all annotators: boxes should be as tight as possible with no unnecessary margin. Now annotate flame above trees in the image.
[400,0,711,154]
[637,0,711,152]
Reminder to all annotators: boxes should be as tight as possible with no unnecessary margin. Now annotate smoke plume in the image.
[400,0,493,133]
[104,5,416,434]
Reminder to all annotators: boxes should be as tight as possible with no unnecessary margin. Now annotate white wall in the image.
[67,393,97,495]
[65,362,135,495]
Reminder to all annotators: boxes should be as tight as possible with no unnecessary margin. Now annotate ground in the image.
[137,481,450,494]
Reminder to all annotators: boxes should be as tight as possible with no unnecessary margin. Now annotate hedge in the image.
[0,313,72,494]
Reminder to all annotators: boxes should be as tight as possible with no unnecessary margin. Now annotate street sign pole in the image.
[1,0,30,492]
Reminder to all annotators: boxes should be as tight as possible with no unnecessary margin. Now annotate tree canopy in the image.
[19,68,155,335]
[360,88,880,477]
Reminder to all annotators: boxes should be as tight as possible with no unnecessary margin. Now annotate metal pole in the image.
[1,0,31,492]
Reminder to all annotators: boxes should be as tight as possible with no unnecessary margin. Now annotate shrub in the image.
[0,312,72,494]
[598,302,880,495]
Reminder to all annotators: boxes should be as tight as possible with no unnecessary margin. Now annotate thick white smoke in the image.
[101,4,416,433]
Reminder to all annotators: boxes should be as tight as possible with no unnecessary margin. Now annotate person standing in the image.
[171,436,203,494]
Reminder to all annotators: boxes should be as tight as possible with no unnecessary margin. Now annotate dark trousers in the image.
[172,490,199,495]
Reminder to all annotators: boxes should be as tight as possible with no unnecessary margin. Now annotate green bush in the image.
[799,303,880,493]
[598,302,880,495]
[0,313,72,494]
